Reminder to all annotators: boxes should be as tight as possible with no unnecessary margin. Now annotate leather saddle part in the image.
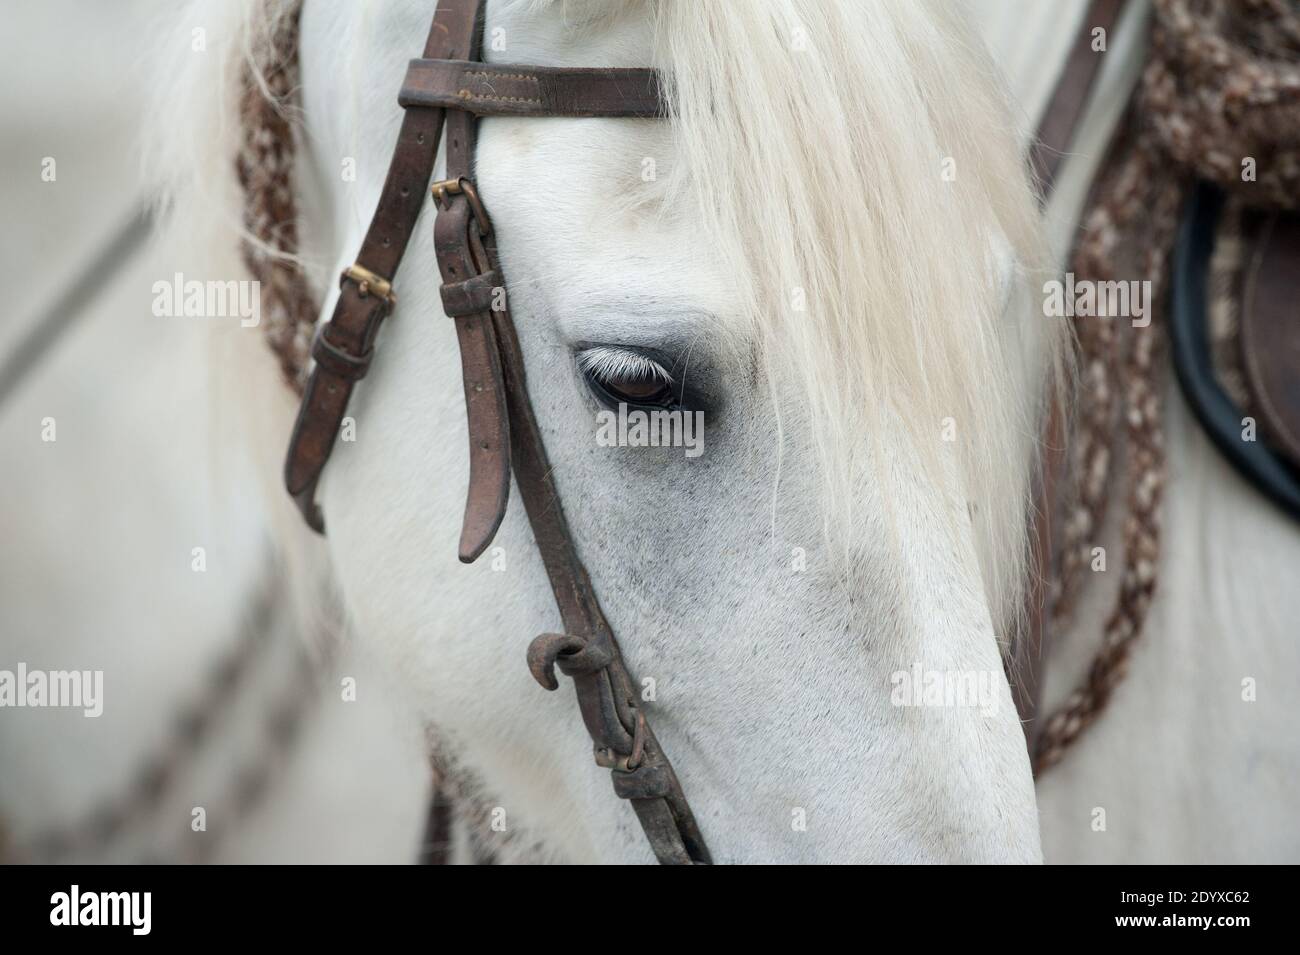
[1239,209,1300,472]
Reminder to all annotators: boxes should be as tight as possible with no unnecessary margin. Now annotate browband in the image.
[400,59,664,118]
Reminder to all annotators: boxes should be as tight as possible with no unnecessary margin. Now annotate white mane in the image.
[147,0,293,241]
[137,0,1061,863]
[148,0,1060,636]
[647,0,1058,630]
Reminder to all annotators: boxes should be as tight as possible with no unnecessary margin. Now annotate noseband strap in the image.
[282,0,709,864]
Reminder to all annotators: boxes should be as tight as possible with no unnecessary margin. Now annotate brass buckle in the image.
[429,177,462,205]
[340,263,395,306]
[430,176,493,237]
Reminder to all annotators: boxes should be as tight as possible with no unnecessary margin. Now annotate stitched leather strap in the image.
[401,59,664,117]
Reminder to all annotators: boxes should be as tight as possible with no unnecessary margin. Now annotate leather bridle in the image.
[280,0,1127,864]
[282,0,708,864]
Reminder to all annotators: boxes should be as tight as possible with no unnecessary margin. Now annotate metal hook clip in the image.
[527,633,588,691]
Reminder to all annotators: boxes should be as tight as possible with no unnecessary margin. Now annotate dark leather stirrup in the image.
[281,0,705,864]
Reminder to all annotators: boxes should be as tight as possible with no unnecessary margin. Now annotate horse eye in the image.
[577,348,677,410]
[601,371,674,404]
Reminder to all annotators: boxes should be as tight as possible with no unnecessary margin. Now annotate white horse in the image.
[115,0,1292,864]
[154,0,1055,864]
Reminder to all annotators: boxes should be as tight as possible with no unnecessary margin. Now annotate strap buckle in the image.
[599,708,647,772]
[431,177,494,236]
[339,263,396,307]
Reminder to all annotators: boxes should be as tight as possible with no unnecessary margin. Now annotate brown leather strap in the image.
[429,16,513,564]
[428,6,708,864]
[284,0,484,530]
[401,59,663,117]
[283,0,705,863]
[1014,0,1132,745]
[1029,0,1130,198]
[498,296,711,863]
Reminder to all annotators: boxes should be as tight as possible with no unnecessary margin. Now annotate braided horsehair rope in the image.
[237,3,317,394]
[0,5,326,864]
[1035,0,1300,772]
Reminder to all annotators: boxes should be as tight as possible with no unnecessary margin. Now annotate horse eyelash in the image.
[576,346,674,385]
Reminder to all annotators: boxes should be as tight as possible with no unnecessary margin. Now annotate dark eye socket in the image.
[577,347,679,411]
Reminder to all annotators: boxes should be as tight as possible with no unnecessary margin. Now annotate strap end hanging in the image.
[433,171,513,564]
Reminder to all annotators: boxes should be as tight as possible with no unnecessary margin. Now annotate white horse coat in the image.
[5,0,1292,865]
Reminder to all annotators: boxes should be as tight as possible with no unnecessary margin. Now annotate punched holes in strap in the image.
[440,269,502,317]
